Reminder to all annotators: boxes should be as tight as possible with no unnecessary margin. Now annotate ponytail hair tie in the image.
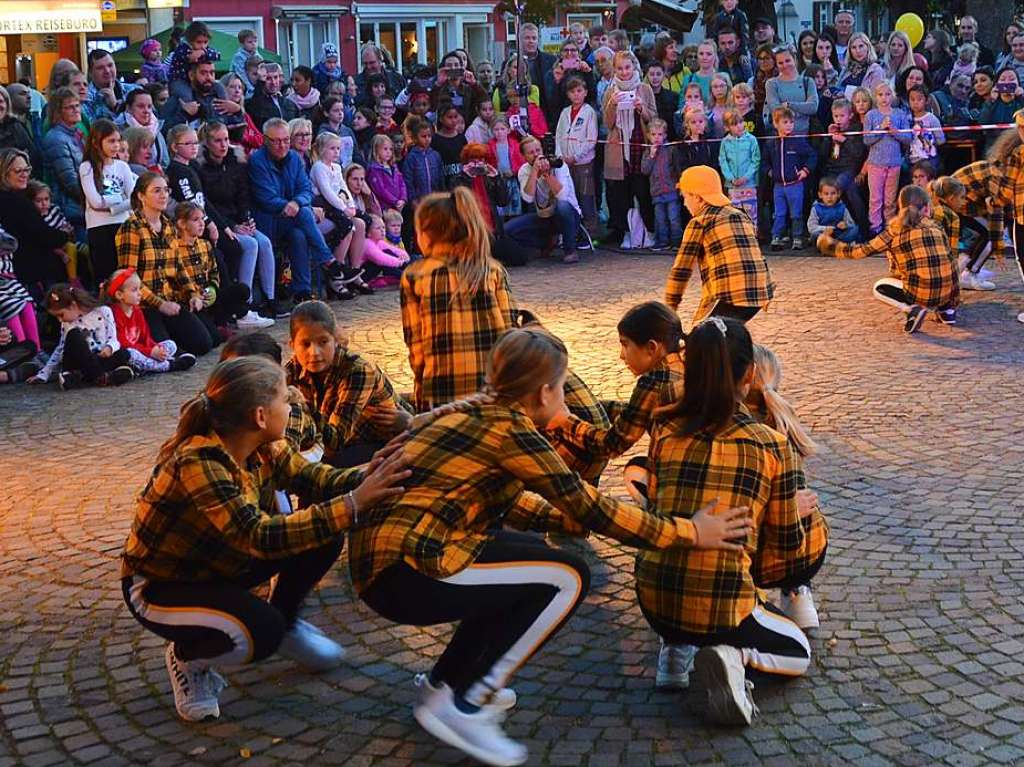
[200,392,212,410]
[703,316,728,337]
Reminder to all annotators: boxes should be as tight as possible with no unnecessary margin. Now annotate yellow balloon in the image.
[895,13,925,49]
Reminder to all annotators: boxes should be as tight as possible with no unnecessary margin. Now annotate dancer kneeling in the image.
[635,318,815,727]
[348,326,751,766]
[121,356,410,722]
[817,184,960,334]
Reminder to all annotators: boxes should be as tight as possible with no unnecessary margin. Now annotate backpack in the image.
[621,208,656,249]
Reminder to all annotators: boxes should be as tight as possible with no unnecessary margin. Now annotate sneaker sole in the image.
[413,705,527,767]
[905,311,927,334]
[692,647,753,726]
[655,673,690,691]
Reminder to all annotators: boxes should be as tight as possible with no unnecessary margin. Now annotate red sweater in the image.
[112,303,159,356]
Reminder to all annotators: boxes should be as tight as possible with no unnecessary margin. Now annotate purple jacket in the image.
[401,146,444,202]
[366,162,408,209]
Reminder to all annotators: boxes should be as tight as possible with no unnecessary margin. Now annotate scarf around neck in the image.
[612,71,642,161]
[125,111,159,137]
[288,87,322,110]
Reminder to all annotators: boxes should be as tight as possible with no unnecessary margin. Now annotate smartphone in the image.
[996,82,1016,94]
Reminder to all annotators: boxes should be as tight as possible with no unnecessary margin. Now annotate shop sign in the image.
[0,2,104,34]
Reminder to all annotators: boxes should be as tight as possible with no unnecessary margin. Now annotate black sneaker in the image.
[904,305,927,334]
[171,353,198,372]
[341,266,364,284]
[58,370,84,391]
[935,308,957,325]
[352,279,375,295]
[104,365,135,386]
[269,298,292,318]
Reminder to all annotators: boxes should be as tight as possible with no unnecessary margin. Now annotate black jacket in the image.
[452,171,509,236]
[167,158,230,233]
[820,119,867,176]
[245,82,298,132]
[0,189,68,286]
[196,146,253,226]
[0,118,40,176]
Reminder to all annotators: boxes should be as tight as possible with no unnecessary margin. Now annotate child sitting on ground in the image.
[808,176,859,246]
[0,226,41,358]
[28,284,134,389]
[104,267,196,375]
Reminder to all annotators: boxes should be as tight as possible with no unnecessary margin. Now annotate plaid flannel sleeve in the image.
[179,451,351,559]
[115,221,161,308]
[499,422,695,550]
[320,362,379,452]
[552,373,662,459]
[665,217,702,309]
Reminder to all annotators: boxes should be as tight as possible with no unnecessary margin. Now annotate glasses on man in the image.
[266,137,291,145]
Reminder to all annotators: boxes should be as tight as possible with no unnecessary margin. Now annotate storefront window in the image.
[400,22,417,71]
[378,26,397,70]
[425,21,441,67]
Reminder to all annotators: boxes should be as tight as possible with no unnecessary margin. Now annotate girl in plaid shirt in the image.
[745,344,828,630]
[817,184,960,333]
[400,187,518,411]
[637,317,812,728]
[285,300,412,467]
[121,355,410,724]
[349,326,750,766]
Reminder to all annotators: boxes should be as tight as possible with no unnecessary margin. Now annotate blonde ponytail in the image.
[751,345,817,457]
[415,187,495,298]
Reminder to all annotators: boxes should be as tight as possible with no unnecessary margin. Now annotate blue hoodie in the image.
[767,134,816,186]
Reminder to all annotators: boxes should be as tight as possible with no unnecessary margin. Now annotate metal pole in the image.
[514,0,530,136]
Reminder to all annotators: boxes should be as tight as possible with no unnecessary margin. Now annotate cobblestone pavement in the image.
[3,250,1024,767]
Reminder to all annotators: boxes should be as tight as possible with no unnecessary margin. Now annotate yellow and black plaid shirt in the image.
[546,369,612,483]
[744,402,829,589]
[121,433,361,582]
[286,387,323,456]
[116,211,197,309]
[285,347,411,458]
[952,161,1006,254]
[636,407,804,635]
[551,353,685,464]
[823,219,960,309]
[994,145,1024,226]
[400,257,518,411]
[178,237,219,298]
[665,205,775,325]
[347,401,697,593]
[930,202,960,263]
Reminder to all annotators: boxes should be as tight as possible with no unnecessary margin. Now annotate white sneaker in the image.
[1017,311,1024,324]
[236,310,275,329]
[414,673,517,711]
[277,618,346,671]
[780,585,820,629]
[692,645,758,726]
[413,681,527,767]
[655,639,696,690]
[959,270,996,291]
[164,644,226,722]
[980,267,996,280]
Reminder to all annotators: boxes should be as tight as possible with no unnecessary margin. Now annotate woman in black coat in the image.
[0,148,68,299]
[0,86,40,176]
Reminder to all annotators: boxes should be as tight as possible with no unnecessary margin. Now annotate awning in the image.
[272,4,350,19]
[619,0,697,32]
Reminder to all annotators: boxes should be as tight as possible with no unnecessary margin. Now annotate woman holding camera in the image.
[979,68,1024,151]
[432,51,486,120]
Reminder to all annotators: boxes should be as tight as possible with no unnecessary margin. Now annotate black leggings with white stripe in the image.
[122,538,344,665]
[361,530,590,706]
[644,603,811,677]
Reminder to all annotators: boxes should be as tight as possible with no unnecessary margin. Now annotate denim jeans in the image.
[270,207,333,294]
[652,193,683,246]
[234,230,276,301]
[772,183,805,239]
[504,200,582,255]
[834,171,868,240]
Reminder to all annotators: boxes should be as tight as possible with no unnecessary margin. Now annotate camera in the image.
[996,82,1017,94]
[540,133,564,169]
